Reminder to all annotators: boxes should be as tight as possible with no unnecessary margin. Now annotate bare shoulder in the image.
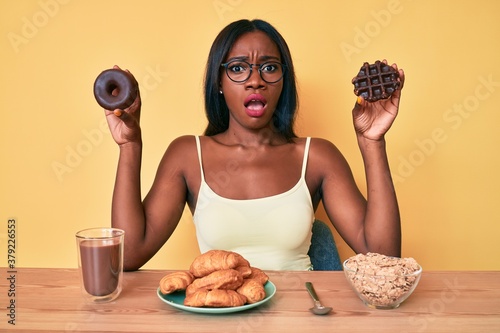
[167,135,197,152]
[162,135,200,159]
[308,137,351,176]
[159,135,198,169]
[309,137,345,160]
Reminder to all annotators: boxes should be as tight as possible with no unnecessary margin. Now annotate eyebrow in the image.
[225,55,281,63]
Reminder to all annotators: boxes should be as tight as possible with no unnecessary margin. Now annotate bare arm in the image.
[112,138,190,271]
[104,67,187,270]
[319,61,403,257]
[354,136,401,256]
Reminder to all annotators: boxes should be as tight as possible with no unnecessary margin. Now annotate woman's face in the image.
[220,31,284,133]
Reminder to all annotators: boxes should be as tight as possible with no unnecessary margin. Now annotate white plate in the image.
[157,281,276,314]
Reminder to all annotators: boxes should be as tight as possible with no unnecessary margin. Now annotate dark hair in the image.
[203,19,298,140]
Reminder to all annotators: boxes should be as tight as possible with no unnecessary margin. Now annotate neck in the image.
[218,127,286,147]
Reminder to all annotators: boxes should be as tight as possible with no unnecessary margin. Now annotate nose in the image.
[245,65,265,88]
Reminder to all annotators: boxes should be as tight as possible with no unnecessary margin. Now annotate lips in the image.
[244,94,267,117]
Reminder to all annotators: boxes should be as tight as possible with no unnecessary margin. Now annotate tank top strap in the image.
[195,136,205,182]
[301,137,311,178]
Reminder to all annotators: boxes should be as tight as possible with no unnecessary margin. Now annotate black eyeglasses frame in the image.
[220,60,287,84]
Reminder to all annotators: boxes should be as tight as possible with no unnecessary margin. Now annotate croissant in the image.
[184,289,247,307]
[186,269,243,295]
[247,267,269,285]
[234,265,252,278]
[237,279,266,304]
[159,271,194,294]
[235,253,251,268]
[189,250,248,277]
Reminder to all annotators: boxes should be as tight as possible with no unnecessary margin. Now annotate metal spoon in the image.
[305,282,333,315]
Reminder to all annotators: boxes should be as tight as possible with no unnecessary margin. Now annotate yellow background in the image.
[1,0,499,270]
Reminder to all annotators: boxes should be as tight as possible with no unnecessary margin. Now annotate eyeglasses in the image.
[221,60,286,84]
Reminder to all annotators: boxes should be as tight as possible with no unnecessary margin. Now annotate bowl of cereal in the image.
[343,253,422,309]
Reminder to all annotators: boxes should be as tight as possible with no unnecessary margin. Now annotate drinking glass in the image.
[76,228,124,302]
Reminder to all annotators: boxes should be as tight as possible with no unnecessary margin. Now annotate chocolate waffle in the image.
[352,61,400,102]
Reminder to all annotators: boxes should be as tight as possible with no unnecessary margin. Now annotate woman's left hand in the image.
[352,61,405,141]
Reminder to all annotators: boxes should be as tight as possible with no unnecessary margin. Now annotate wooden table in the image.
[1,268,499,332]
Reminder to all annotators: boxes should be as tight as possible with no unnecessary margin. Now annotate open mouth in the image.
[244,94,267,117]
[246,100,265,110]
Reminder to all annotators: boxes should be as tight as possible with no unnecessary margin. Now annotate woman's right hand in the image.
[104,65,142,146]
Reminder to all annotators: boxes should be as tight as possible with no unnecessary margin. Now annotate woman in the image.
[105,19,404,271]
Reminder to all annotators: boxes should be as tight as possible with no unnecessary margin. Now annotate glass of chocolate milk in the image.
[76,228,124,303]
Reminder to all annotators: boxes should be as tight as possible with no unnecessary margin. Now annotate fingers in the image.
[111,108,139,133]
[352,95,365,118]
[112,107,140,126]
[113,109,132,123]
[385,60,405,90]
[397,68,405,90]
[113,64,136,78]
[104,108,126,120]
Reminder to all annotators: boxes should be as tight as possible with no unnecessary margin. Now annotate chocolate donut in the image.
[93,69,138,110]
[352,61,400,102]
